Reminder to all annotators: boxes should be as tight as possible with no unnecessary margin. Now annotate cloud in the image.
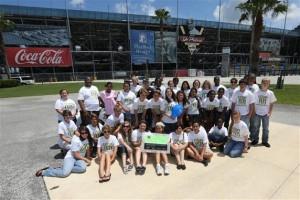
[114,2,127,14]
[140,2,156,16]
[70,0,85,8]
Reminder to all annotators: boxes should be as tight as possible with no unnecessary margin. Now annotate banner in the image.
[155,31,177,63]
[260,38,281,56]
[130,30,155,64]
[5,47,72,67]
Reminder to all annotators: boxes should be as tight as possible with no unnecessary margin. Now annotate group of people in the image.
[35,74,277,183]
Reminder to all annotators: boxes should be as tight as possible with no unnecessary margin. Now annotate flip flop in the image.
[103,174,111,182]
[35,167,49,177]
[99,176,105,183]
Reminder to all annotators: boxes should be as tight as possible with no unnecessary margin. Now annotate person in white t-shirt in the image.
[216,88,229,121]
[192,79,202,98]
[170,124,188,170]
[186,122,213,166]
[36,126,91,178]
[168,80,179,95]
[187,88,201,126]
[86,114,103,158]
[213,76,227,93]
[131,120,151,175]
[200,80,212,102]
[208,118,228,152]
[117,121,134,174]
[181,81,191,99]
[224,77,238,128]
[130,76,142,96]
[154,122,171,176]
[133,88,149,128]
[202,90,219,132]
[105,104,124,135]
[78,77,103,125]
[231,79,255,128]
[161,88,177,134]
[247,73,260,94]
[149,90,164,129]
[54,89,77,123]
[251,79,277,147]
[57,110,80,152]
[117,82,136,123]
[97,125,119,182]
[223,111,249,158]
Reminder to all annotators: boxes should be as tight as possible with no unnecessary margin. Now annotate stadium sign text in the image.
[5,47,72,67]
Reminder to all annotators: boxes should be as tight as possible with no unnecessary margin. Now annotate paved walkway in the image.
[44,119,299,199]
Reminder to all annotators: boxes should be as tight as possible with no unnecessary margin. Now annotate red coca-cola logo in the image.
[15,49,64,65]
[5,47,72,67]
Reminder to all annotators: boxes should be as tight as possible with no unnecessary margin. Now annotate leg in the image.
[98,153,106,179]
[105,153,112,176]
[229,142,245,158]
[186,147,200,161]
[42,157,75,177]
[251,114,261,143]
[142,152,148,167]
[261,115,270,144]
[223,140,235,156]
[179,148,185,165]
[134,147,141,167]
[171,144,181,165]
[240,115,250,128]
[249,115,256,139]
[71,160,86,173]
[203,148,213,161]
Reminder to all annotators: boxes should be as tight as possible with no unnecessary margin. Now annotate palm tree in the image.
[153,8,170,74]
[0,14,15,79]
[236,0,287,74]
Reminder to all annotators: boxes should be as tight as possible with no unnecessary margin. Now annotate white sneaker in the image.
[164,164,170,176]
[156,164,163,176]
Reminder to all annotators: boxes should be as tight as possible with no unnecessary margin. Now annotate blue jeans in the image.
[240,115,250,128]
[252,114,270,143]
[224,139,245,158]
[42,157,86,177]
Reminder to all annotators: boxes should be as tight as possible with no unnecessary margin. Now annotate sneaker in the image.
[262,142,271,148]
[202,160,208,167]
[135,166,142,175]
[181,164,186,170]
[123,166,128,174]
[164,164,170,176]
[251,140,258,145]
[156,164,163,176]
[128,164,133,171]
[176,165,181,170]
[141,166,146,175]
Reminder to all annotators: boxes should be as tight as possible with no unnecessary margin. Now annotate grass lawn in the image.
[0,83,299,105]
[0,82,123,98]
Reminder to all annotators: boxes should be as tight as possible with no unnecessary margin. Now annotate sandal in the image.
[99,176,105,183]
[103,174,111,182]
[35,167,49,177]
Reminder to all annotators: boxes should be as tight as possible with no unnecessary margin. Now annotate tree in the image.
[153,8,170,74]
[0,14,15,79]
[236,0,287,74]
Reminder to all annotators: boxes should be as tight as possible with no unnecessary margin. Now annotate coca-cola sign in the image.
[5,47,72,67]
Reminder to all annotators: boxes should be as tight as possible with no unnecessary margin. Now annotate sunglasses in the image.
[123,125,130,128]
[231,81,237,84]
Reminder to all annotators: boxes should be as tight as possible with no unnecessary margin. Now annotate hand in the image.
[267,113,271,117]
[196,154,203,161]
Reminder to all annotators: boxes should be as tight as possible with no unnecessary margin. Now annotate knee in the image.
[61,170,71,177]
[229,151,241,158]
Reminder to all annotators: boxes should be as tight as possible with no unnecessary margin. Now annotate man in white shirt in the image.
[251,79,277,147]
[231,79,255,128]
[213,76,227,93]
[78,77,103,125]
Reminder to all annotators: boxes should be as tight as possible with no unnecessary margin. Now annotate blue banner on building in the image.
[130,30,155,64]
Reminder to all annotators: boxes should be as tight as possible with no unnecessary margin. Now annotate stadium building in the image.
[0,4,299,81]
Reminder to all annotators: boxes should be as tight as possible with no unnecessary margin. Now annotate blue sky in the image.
[1,0,300,30]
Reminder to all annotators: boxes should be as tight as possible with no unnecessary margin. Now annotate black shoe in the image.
[219,145,224,153]
[251,140,258,145]
[181,164,186,170]
[202,160,208,167]
[176,165,181,170]
[262,142,271,148]
[141,166,146,175]
[135,166,142,175]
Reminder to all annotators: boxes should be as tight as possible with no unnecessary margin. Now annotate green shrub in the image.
[0,79,19,88]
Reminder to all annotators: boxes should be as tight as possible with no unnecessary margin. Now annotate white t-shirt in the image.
[183,89,190,98]
[231,121,249,142]
[247,84,260,94]
[188,127,209,150]
[172,87,180,95]
[78,85,100,111]
[133,98,149,114]
[231,89,255,116]
[97,135,119,153]
[86,123,103,139]
[116,90,136,113]
[160,85,166,98]
[161,100,177,124]
[105,113,124,128]
[65,135,89,158]
[196,88,202,98]
[213,85,227,93]
[226,87,239,109]
[131,129,152,143]
[254,89,277,116]
[170,132,188,145]
[54,98,77,122]
[199,89,210,101]
[148,98,164,115]
[209,126,228,136]
[202,98,219,111]
[57,120,78,146]
[131,85,142,95]
[217,96,230,112]
[187,97,200,115]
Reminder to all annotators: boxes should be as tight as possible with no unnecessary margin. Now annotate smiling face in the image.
[123,83,130,92]
[175,126,183,134]
[80,129,89,139]
[139,122,147,132]
[177,92,184,102]
[102,127,111,139]
[155,125,164,133]
[192,122,200,133]
[60,89,68,100]
[84,77,92,87]
[166,88,173,99]
[91,116,98,126]
[208,91,216,101]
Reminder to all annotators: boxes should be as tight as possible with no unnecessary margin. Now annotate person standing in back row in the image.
[78,77,103,125]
